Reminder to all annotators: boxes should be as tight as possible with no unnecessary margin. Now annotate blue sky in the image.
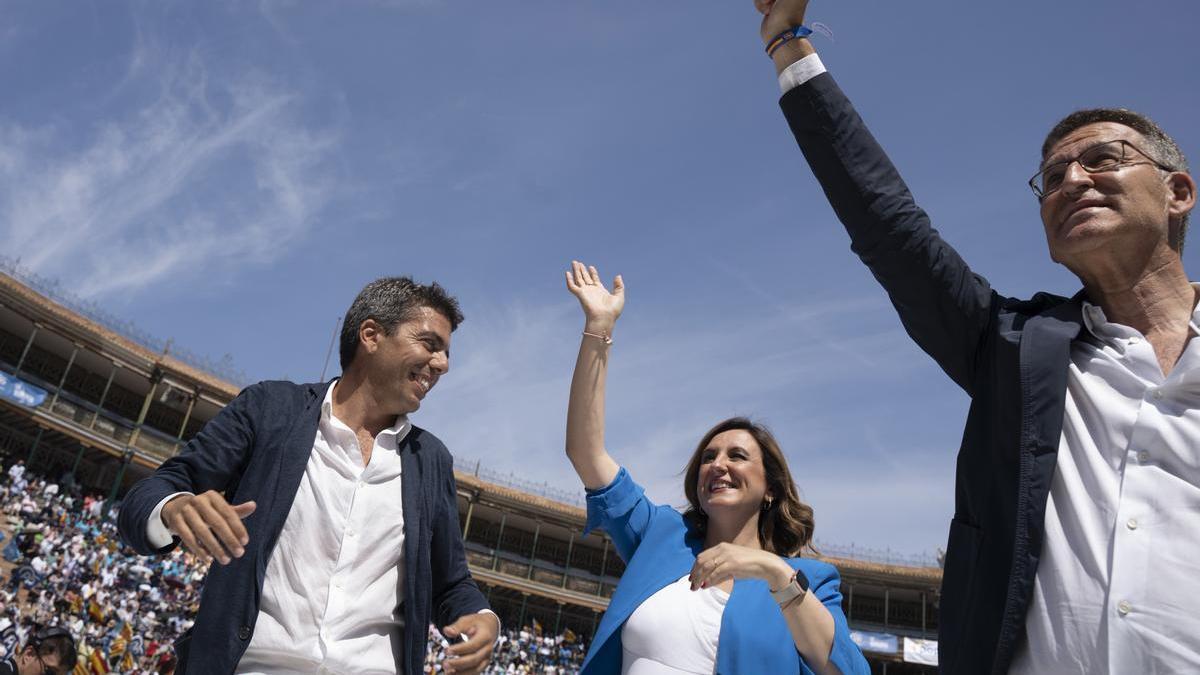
[3,0,1198,558]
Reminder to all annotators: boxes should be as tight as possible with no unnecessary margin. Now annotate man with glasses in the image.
[754,0,1198,673]
[0,627,76,675]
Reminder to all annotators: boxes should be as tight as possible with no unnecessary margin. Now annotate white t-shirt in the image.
[620,575,729,675]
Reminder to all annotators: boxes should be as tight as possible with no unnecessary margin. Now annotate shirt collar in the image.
[322,380,412,442]
[1080,282,1200,339]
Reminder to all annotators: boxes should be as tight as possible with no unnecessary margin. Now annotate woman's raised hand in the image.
[565,261,624,333]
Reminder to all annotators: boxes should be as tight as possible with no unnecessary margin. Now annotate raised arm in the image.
[755,0,815,74]
[756,0,996,394]
[564,261,623,490]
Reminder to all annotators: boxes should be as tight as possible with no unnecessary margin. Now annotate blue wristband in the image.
[766,25,814,57]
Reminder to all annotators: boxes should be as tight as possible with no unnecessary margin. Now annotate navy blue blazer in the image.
[117,380,489,675]
[780,73,1086,673]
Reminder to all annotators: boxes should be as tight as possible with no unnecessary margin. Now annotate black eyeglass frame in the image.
[1028,139,1174,200]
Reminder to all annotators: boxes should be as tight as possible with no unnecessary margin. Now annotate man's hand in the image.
[755,0,811,46]
[160,490,256,565]
[442,612,499,675]
[565,261,625,337]
[688,542,795,591]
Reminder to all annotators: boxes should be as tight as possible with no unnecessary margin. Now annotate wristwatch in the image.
[771,567,810,607]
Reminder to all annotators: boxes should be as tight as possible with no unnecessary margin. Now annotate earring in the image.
[762,499,773,511]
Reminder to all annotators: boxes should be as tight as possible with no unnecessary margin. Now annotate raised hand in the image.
[755,0,811,47]
[565,260,625,335]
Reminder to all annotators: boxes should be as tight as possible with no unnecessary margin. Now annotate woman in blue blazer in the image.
[564,261,868,675]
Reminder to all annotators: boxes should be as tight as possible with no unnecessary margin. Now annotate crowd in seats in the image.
[424,624,588,674]
[0,458,590,674]
[0,458,201,674]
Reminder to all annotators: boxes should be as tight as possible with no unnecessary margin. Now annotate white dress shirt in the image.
[1010,289,1200,673]
[149,384,413,674]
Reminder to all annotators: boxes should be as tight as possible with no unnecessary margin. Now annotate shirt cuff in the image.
[477,608,501,635]
[146,492,193,549]
[778,53,826,94]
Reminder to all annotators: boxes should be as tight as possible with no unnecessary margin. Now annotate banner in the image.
[850,630,898,653]
[903,637,939,666]
[0,371,47,408]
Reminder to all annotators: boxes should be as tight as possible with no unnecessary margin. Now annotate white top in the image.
[238,382,411,674]
[620,575,729,675]
[1010,288,1200,673]
[147,383,412,674]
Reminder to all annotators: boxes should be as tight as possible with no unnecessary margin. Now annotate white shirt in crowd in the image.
[149,383,413,674]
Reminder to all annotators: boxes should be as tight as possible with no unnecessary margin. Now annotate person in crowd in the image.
[562,261,867,674]
[0,625,75,675]
[117,277,499,675]
[1,468,200,673]
[753,0,1200,672]
[425,625,590,674]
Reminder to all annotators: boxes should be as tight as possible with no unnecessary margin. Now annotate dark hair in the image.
[682,417,816,557]
[1042,108,1191,251]
[338,276,464,370]
[29,626,77,668]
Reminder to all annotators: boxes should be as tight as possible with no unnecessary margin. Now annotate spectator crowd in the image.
[424,624,588,674]
[0,457,589,674]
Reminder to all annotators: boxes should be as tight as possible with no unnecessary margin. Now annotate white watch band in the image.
[771,569,809,607]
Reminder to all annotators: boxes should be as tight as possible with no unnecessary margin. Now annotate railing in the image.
[815,542,941,569]
[0,255,247,385]
[0,362,183,462]
[460,456,586,507]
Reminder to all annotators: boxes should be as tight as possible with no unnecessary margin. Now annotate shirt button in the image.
[1137,450,1150,463]
[1152,389,1164,400]
[1128,336,1141,345]
[237,625,252,640]
[1126,518,1138,530]
[1117,600,1132,616]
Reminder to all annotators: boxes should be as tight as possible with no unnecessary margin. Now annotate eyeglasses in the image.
[1028,139,1172,200]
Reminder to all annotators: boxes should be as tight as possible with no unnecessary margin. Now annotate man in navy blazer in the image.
[756,1,1200,673]
[118,277,498,675]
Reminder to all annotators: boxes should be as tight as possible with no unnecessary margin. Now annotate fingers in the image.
[163,491,252,565]
[444,641,489,675]
[232,500,257,520]
[612,274,624,297]
[572,260,589,287]
[689,551,717,590]
[443,619,494,675]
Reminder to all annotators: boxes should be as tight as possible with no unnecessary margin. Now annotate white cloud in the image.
[0,42,341,300]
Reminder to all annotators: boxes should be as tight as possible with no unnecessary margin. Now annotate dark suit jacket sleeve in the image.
[117,383,262,556]
[431,453,490,628]
[779,72,997,394]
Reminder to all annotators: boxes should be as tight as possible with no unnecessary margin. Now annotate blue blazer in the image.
[580,468,868,675]
[116,380,489,675]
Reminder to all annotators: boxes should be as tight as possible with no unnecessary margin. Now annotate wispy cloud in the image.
[0,41,341,300]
